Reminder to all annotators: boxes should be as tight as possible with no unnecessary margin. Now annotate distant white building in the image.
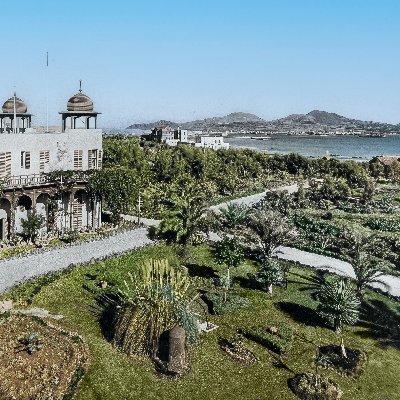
[194,135,230,150]
[0,85,103,241]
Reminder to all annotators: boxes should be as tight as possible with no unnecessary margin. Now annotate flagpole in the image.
[46,51,49,133]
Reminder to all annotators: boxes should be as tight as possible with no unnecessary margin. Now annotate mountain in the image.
[127,120,179,130]
[126,111,400,134]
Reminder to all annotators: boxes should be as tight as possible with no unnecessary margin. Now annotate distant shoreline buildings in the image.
[141,125,229,150]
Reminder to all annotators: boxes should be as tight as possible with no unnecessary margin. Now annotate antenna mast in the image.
[46,51,49,133]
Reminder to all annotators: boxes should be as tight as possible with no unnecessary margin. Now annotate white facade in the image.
[0,129,102,177]
[194,135,230,150]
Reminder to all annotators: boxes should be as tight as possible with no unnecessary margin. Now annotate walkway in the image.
[0,228,152,294]
[275,246,400,297]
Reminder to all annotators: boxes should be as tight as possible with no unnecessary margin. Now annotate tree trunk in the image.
[267,283,273,295]
[340,337,347,358]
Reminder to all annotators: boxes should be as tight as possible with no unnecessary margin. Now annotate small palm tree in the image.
[317,278,360,357]
[247,209,296,260]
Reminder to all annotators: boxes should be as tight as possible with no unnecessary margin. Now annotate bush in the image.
[364,217,400,232]
[204,292,249,315]
[244,322,293,354]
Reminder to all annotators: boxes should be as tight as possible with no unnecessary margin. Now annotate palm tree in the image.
[317,278,360,333]
[342,230,390,297]
[247,209,296,261]
[158,178,208,246]
[317,278,360,357]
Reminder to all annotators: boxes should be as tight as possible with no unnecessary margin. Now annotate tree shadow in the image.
[276,301,326,328]
[89,292,120,342]
[185,263,218,279]
[356,298,400,349]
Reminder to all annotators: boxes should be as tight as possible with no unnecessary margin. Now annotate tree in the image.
[21,214,45,244]
[214,237,244,301]
[317,278,360,357]
[157,177,209,246]
[88,167,137,224]
[220,203,249,229]
[247,209,296,261]
[256,258,283,295]
[342,230,391,298]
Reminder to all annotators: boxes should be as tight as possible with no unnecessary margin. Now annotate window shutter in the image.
[97,150,102,169]
[39,151,50,173]
[0,152,12,178]
[74,150,83,170]
[25,151,30,169]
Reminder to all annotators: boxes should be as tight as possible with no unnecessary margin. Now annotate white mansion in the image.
[0,85,103,241]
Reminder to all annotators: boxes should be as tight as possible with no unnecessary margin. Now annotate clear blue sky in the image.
[1,0,399,127]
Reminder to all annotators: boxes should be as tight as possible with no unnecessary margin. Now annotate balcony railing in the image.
[1,172,90,189]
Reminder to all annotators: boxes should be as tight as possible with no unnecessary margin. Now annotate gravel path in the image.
[0,228,153,294]
[275,246,400,297]
[210,184,301,212]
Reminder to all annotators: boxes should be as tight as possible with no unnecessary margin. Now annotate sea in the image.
[225,135,400,162]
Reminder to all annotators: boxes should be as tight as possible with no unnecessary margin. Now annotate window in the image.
[73,150,83,170]
[39,150,50,173]
[97,150,102,169]
[21,151,30,169]
[88,149,98,170]
[0,152,11,178]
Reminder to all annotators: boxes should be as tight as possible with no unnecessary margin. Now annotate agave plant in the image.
[220,203,249,229]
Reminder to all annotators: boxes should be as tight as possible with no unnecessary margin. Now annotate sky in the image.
[1,0,399,128]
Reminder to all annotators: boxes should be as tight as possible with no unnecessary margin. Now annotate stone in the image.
[100,280,108,289]
[267,326,279,335]
[167,326,186,375]
[0,300,13,312]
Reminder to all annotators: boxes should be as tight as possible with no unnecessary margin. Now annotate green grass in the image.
[3,244,400,400]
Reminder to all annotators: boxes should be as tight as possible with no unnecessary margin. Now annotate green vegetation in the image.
[2,243,400,400]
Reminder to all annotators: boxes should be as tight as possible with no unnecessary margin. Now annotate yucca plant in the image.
[317,278,360,358]
[113,259,199,359]
[317,278,360,333]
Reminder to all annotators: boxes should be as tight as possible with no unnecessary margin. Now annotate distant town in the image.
[128,110,400,139]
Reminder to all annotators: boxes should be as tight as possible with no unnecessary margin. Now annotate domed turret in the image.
[60,81,100,132]
[67,90,94,112]
[2,95,27,113]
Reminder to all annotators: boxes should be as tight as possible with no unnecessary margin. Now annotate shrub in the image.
[244,322,293,354]
[364,217,400,232]
[205,292,249,315]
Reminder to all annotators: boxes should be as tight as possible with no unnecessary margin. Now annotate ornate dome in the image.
[2,95,27,113]
[67,90,94,112]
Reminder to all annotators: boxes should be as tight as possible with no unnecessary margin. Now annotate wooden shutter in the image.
[88,150,93,170]
[74,150,83,170]
[39,151,50,173]
[0,152,11,178]
[97,150,102,169]
[25,151,31,169]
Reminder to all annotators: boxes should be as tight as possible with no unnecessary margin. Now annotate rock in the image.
[167,326,187,375]
[267,326,278,335]
[0,300,13,312]
[100,280,108,289]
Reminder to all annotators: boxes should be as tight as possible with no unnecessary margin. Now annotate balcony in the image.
[1,172,90,190]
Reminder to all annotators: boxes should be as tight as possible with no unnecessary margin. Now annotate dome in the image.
[2,95,27,113]
[67,90,94,112]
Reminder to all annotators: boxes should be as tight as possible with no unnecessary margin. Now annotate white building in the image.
[0,86,103,241]
[194,135,230,150]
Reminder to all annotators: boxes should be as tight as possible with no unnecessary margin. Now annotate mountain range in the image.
[127,110,400,134]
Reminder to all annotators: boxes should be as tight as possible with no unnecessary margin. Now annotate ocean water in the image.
[226,135,400,161]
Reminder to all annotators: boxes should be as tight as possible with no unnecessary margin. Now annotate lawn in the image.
[3,243,400,400]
